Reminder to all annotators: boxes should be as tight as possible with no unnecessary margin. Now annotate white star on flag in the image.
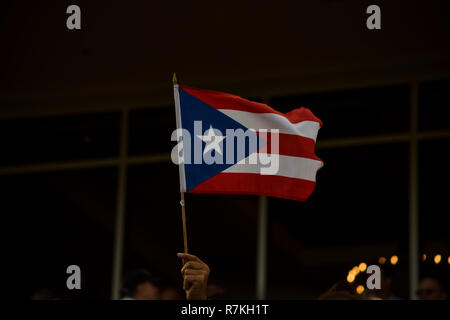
[197,125,226,155]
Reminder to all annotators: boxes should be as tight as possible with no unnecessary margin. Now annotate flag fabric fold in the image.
[173,84,323,201]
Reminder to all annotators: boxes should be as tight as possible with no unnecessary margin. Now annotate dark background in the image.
[1,1,449,299]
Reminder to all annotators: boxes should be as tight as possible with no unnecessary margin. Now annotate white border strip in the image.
[173,84,186,192]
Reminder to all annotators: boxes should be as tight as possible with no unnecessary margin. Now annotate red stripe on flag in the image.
[180,84,322,126]
[284,108,323,126]
[188,172,317,202]
[257,133,322,161]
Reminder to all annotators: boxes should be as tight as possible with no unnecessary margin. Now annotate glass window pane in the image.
[125,163,258,299]
[270,85,410,139]
[418,79,450,131]
[128,107,175,156]
[3,168,117,299]
[267,143,410,299]
[419,138,450,286]
[0,112,121,166]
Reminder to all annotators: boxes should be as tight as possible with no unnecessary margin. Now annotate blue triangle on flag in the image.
[178,88,267,191]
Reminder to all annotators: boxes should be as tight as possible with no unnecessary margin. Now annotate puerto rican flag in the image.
[173,84,323,201]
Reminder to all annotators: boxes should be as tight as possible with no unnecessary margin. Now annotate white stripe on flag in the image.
[223,154,323,182]
[218,109,321,141]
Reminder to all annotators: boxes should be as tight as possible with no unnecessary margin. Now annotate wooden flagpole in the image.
[173,73,189,254]
[180,191,188,254]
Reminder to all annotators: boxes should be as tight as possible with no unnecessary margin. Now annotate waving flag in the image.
[172,84,323,201]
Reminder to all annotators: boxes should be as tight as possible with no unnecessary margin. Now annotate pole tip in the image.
[172,73,178,85]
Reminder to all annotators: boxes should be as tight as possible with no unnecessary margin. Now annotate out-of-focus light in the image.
[434,254,442,264]
[347,273,355,283]
[390,255,398,265]
[448,256,450,264]
[359,262,367,272]
[356,285,365,295]
[348,270,358,280]
[352,266,360,275]
[422,254,427,262]
[378,257,386,265]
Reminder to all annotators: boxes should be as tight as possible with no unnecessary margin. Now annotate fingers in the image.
[181,261,206,274]
[183,275,205,291]
[177,253,204,264]
[177,253,210,273]
[177,252,210,299]
[183,268,208,276]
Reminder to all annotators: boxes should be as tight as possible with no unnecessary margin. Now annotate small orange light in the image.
[378,257,386,265]
[434,254,442,264]
[347,273,355,283]
[356,285,365,295]
[390,255,398,265]
[422,254,426,262]
[359,262,367,272]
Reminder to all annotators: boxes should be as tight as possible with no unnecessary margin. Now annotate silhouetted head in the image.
[417,276,447,300]
[318,281,363,300]
[122,269,160,300]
